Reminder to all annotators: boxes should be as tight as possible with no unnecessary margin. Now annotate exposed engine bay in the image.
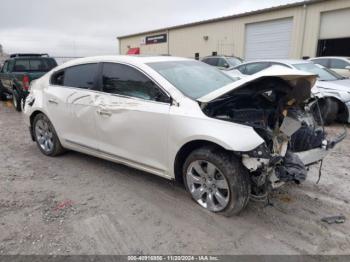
[202,77,346,199]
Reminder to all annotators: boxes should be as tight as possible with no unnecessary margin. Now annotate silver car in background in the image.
[233,60,350,124]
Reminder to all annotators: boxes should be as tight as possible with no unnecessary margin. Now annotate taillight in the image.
[23,75,30,91]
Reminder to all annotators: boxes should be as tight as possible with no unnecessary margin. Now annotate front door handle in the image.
[48,99,58,105]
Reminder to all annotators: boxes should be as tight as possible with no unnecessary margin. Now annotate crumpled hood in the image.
[197,66,317,103]
[316,78,350,92]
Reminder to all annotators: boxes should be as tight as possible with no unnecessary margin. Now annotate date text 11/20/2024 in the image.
[127,255,219,261]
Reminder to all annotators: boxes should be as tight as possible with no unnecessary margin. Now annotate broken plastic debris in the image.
[321,215,346,224]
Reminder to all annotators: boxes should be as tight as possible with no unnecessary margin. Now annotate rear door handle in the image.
[48,99,58,105]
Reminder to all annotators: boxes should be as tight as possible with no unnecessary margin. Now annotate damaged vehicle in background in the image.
[232,60,350,125]
[24,56,345,216]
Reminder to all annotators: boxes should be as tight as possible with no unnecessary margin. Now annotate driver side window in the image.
[101,63,170,103]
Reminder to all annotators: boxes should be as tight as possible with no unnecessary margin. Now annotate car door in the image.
[45,63,100,149]
[95,62,171,175]
[329,59,350,77]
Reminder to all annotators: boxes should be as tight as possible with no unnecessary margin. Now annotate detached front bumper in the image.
[295,127,347,166]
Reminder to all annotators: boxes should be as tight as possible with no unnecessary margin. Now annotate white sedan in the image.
[310,57,350,78]
[24,56,342,215]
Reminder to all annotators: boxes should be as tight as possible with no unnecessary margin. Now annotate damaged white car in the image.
[24,56,345,216]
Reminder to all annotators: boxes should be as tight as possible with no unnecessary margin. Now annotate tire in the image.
[313,98,338,125]
[33,113,65,157]
[0,83,8,101]
[183,147,250,216]
[12,89,22,112]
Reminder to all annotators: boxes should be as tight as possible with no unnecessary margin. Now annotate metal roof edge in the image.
[116,0,328,39]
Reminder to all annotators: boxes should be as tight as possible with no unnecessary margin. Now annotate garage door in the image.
[320,8,350,40]
[245,18,293,60]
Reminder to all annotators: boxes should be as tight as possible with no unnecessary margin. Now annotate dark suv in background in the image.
[0,54,57,111]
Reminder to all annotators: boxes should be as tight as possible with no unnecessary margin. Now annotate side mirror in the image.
[223,63,230,69]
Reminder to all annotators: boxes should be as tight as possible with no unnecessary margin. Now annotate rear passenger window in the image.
[101,63,170,103]
[63,63,98,89]
[14,60,30,72]
[51,71,65,86]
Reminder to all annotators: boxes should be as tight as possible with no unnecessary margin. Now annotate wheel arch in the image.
[173,139,231,185]
[318,96,349,123]
[29,110,47,141]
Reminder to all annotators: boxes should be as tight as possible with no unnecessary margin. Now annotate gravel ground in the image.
[0,100,350,255]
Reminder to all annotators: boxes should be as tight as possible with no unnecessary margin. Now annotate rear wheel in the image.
[0,83,8,101]
[183,147,250,216]
[33,113,65,156]
[12,89,22,112]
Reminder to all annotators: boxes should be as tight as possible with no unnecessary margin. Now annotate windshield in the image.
[148,60,236,99]
[293,63,343,81]
[227,57,243,67]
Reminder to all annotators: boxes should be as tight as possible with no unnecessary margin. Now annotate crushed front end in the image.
[202,76,346,200]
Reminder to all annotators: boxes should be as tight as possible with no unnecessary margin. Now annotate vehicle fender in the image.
[167,114,265,178]
[23,78,49,127]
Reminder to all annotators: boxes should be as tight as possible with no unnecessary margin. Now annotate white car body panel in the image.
[24,56,332,181]
[25,56,268,179]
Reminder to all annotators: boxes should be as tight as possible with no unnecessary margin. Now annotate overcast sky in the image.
[0,0,303,57]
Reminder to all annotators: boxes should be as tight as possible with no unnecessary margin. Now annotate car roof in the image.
[54,55,192,70]
[310,56,350,60]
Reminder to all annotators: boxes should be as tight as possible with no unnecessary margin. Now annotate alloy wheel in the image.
[186,160,230,212]
[35,119,54,153]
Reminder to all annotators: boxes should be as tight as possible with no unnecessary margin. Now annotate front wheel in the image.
[0,83,8,101]
[183,147,250,216]
[33,113,65,156]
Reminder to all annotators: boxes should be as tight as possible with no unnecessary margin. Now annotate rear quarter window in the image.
[63,63,98,89]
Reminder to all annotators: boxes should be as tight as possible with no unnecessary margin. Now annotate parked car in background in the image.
[202,55,244,79]
[24,55,343,215]
[0,53,58,111]
[233,60,350,124]
[202,55,243,70]
[310,57,350,78]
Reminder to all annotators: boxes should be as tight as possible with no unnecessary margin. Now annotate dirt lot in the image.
[0,100,350,255]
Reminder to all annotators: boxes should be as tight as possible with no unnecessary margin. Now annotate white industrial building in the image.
[117,0,350,60]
